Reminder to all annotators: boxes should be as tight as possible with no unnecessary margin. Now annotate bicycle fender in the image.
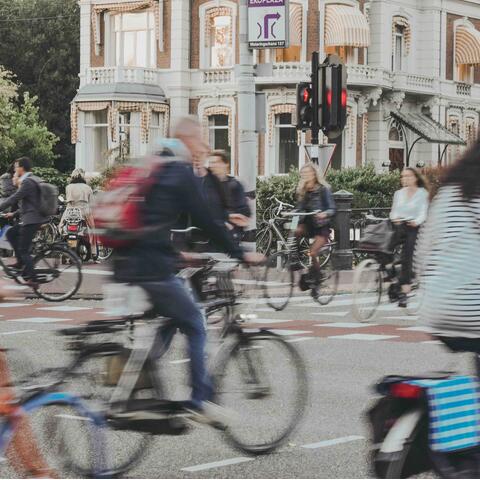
[380,408,424,454]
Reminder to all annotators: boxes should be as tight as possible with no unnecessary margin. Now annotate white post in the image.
[236,0,258,193]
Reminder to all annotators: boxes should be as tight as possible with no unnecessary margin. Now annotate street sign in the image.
[304,144,336,175]
[248,0,289,49]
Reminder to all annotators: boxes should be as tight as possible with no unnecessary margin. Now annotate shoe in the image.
[398,293,407,308]
[183,401,231,430]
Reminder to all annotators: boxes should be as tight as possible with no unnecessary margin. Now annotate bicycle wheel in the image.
[312,262,339,305]
[59,347,153,477]
[214,331,307,454]
[352,259,382,322]
[255,225,273,255]
[33,245,82,302]
[96,243,113,262]
[14,391,110,478]
[263,251,294,311]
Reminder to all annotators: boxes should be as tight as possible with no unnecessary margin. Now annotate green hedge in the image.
[32,167,70,194]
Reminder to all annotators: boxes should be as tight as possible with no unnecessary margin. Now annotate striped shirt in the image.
[416,185,480,338]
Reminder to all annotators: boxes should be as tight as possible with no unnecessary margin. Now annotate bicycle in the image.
[0,215,82,302]
[0,348,112,478]
[44,255,307,474]
[263,209,339,311]
[351,216,422,322]
[256,198,335,268]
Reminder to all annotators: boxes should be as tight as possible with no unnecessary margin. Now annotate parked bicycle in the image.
[35,254,307,475]
[0,214,82,302]
[351,214,422,322]
[263,209,339,311]
[257,197,335,268]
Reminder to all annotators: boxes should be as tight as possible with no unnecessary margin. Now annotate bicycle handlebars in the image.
[281,210,323,218]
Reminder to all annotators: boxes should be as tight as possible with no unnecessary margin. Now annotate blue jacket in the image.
[113,148,244,283]
[297,185,336,219]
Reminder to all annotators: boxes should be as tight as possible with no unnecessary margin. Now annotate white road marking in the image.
[385,316,419,321]
[0,303,28,308]
[397,326,431,332]
[81,269,112,276]
[270,329,313,336]
[0,330,35,335]
[422,340,443,345]
[250,319,293,324]
[38,306,93,312]
[287,337,315,343]
[315,322,378,328]
[255,307,277,312]
[328,333,399,341]
[302,435,365,449]
[55,414,93,422]
[311,311,350,317]
[170,359,190,365]
[9,317,70,324]
[181,457,253,472]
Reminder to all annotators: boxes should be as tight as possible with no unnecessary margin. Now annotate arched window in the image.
[389,120,405,142]
[276,2,303,62]
[447,114,462,165]
[388,119,405,171]
[204,7,234,68]
[465,116,478,147]
[391,16,411,72]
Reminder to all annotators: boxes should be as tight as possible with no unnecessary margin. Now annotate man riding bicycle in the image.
[0,157,48,287]
[113,116,262,422]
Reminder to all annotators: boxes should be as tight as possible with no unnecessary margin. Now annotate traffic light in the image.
[320,60,347,139]
[296,82,313,131]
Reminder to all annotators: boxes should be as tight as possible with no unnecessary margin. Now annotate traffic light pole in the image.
[310,52,320,165]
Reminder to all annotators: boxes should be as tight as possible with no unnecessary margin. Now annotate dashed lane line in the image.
[328,333,399,341]
[181,457,254,472]
[0,329,36,335]
[301,435,365,449]
[315,322,377,329]
[286,337,315,343]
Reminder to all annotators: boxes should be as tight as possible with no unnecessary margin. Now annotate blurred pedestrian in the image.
[295,162,336,282]
[390,167,429,307]
[209,150,251,240]
[415,141,480,343]
[0,163,17,200]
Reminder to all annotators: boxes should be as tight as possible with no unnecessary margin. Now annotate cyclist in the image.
[209,150,251,242]
[0,157,47,286]
[415,141,480,351]
[113,116,262,422]
[389,167,429,307]
[295,162,336,285]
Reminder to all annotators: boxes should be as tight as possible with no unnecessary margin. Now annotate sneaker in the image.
[183,401,232,430]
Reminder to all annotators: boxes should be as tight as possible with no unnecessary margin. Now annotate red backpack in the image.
[93,159,163,248]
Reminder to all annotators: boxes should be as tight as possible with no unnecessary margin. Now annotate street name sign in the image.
[248,0,289,48]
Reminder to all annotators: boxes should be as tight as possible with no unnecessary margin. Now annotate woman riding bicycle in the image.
[295,162,336,283]
[389,167,429,308]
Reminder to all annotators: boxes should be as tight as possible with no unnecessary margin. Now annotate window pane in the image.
[210,15,232,67]
[213,114,228,127]
[278,126,298,173]
[277,113,291,125]
[136,30,148,67]
[123,31,136,66]
[395,36,402,70]
[122,12,148,31]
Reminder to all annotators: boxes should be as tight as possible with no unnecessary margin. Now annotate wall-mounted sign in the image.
[248,0,289,49]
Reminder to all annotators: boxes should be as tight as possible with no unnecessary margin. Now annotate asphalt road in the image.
[0,288,473,479]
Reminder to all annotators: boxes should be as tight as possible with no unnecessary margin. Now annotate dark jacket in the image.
[221,176,251,218]
[297,185,336,222]
[0,174,48,225]
[195,170,228,225]
[0,173,16,199]
[114,154,244,283]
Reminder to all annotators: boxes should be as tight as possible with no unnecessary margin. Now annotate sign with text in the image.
[248,0,289,48]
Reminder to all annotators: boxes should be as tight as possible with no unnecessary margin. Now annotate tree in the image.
[0,0,80,171]
[0,67,58,171]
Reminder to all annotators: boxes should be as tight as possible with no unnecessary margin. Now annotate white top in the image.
[390,187,429,225]
[415,185,480,338]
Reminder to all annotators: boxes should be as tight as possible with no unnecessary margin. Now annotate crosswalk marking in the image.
[328,333,399,341]
[315,322,377,329]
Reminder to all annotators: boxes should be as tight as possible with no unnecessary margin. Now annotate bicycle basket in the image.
[358,220,394,253]
[64,207,83,224]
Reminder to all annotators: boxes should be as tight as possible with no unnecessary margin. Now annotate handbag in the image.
[358,220,395,253]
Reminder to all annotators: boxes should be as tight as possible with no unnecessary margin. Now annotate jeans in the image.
[6,223,42,279]
[391,223,419,286]
[139,276,212,409]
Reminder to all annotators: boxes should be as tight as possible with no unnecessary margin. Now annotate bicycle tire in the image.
[263,251,294,311]
[352,258,382,322]
[56,347,153,477]
[96,243,113,262]
[213,331,308,454]
[14,391,111,478]
[256,226,273,255]
[312,263,339,305]
[32,245,82,302]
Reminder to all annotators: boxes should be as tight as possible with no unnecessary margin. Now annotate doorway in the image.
[389,148,405,171]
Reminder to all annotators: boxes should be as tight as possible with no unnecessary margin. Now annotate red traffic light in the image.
[302,88,310,103]
[341,89,347,108]
[326,89,332,107]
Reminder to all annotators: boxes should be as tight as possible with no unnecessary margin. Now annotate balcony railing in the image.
[202,68,233,84]
[456,82,472,96]
[85,66,161,86]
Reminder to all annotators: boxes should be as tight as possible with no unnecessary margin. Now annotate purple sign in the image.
[248,0,288,48]
[248,0,285,6]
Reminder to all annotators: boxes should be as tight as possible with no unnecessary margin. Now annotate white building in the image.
[72,0,480,179]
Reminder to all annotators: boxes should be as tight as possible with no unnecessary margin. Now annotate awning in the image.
[324,4,370,48]
[391,111,466,145]
[455,25,480,65]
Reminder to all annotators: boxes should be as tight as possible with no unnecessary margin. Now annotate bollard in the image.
[333,190,354,270]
